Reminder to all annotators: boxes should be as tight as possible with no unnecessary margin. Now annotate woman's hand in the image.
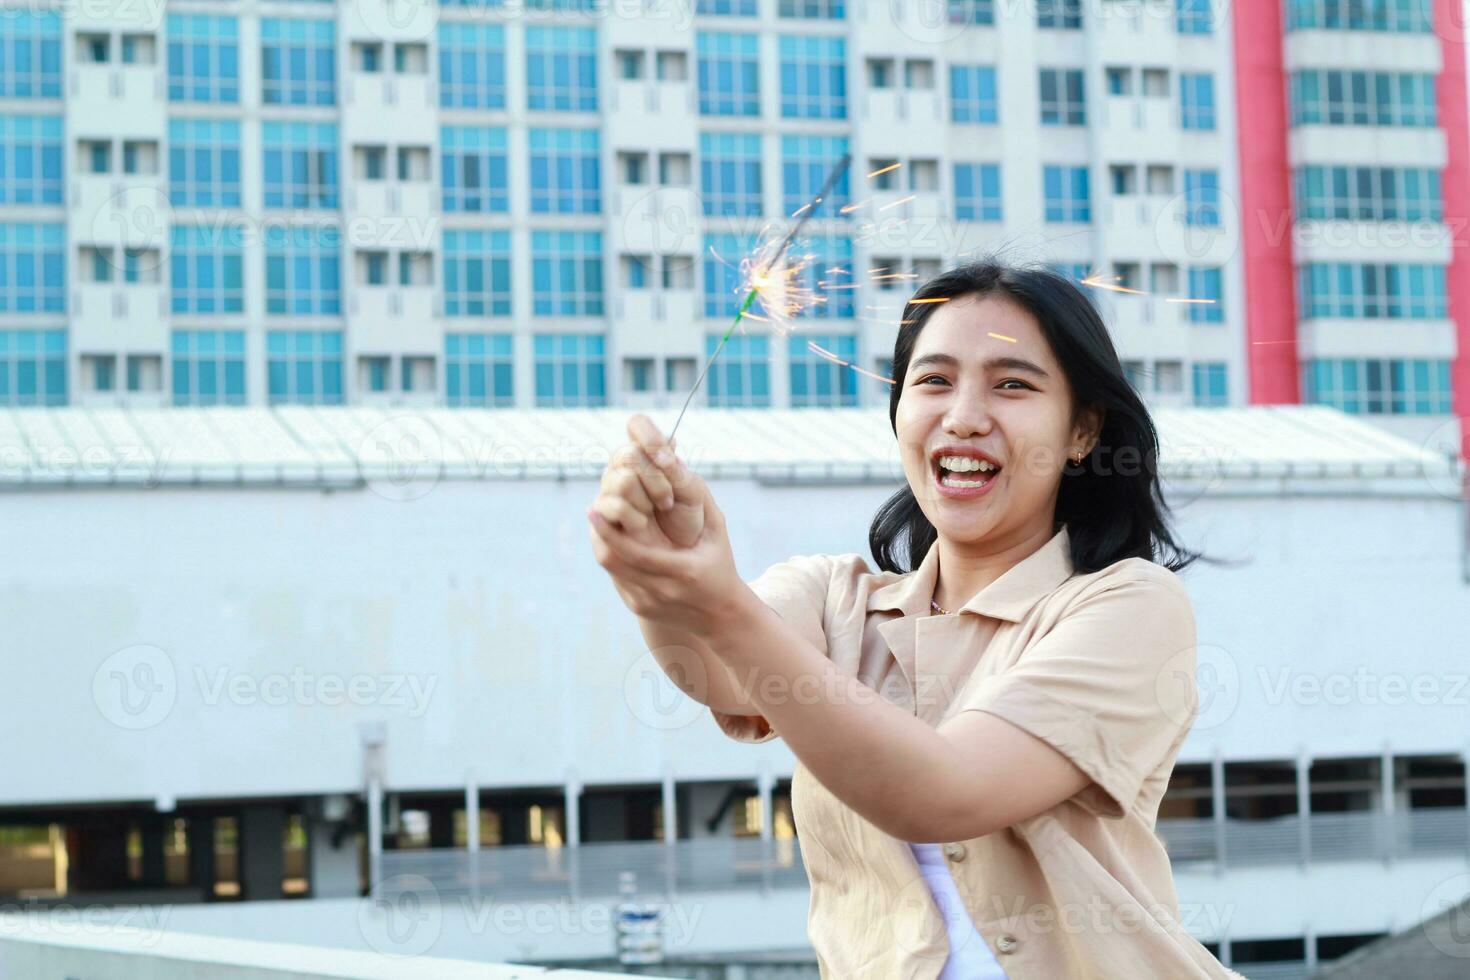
[588,414,744,637]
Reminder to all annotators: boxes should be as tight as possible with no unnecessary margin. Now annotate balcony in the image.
[860,91,946,153]
[70,65,165,136]
[72,285,168,347]
[608,80,696,148]
[348,286,436,349]
[612,187,704,255]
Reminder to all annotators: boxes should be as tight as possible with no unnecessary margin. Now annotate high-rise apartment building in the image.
[0,0,1462,457]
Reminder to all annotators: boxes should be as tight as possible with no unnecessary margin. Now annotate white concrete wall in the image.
[0,472,1465,806]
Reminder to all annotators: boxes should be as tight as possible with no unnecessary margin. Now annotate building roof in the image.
[0,405,1460,494]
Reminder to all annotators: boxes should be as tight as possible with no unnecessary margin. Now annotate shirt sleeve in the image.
[709,553,833,744]
[952,570,1199,819]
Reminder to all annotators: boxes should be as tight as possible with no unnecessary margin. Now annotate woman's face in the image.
[894,292,1100,547]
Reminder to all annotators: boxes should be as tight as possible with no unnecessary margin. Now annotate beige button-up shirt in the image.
[712,523,1245,979]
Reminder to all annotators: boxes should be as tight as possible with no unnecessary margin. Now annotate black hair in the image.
[868,258,1227,577]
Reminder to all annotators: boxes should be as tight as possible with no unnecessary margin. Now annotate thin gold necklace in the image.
[929,597,952,615]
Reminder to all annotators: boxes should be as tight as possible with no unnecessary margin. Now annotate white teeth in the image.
[937,455,998,473]
[939,472,993,488]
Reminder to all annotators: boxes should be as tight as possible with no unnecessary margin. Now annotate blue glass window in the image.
[706,333,769,407]
[438,23,506,109]
[954,163,1002,221]
[531,230,603,316]
[446,332,514,407]
[266,330,343,405]
[529,128,600,214]
[950,65,998,123]
[946,0,995,25]
[170,225,245,314]
[703,232,762,318]
[790,234,854,319]
[1286,0,1431,31]
[443,229,511,316]
[1175,0,1213,33]
[0,13,60,99]
[167,15,239,104]
[1190,362,1227,406]
[1179,72,1216,130]
[779,0,845,17]
[171,329,246,406]
[1043,165,1090,222]
[533,332,605,406]
[168,118,242,207]
[789,332,857,406]
[1289,69,1435,126]
[1187,266,1224,323]
[1038,0,1082,27]
[698,0,758,13]
[1293,165,1441,221]
[1183,168,1220,226]
[778,35,846,119]
[0,115,62,204]
[699,132,762,216]
[441,126,509,213]
[1039,68,1085,125]
[696,33,760,116]
[264,225,341,315]
[260,18,335,106]
[262,121,338,209]
[1302,358,1451,414]
[0,328,66,405]
[1297,262,1446,319]
[526,26,597,111]
[0,223,64,313]
[781,135,850,217]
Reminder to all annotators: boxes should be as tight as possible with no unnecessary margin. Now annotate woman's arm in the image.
[639,617,760,717]
[699,588,1091,843]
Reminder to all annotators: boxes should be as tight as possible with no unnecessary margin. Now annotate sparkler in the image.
[667,153,852,443]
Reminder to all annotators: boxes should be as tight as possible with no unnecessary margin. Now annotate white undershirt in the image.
[907,842,1011,979]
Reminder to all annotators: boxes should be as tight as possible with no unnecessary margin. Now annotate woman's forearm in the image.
[701,591,975,843]
[639,617,763,717]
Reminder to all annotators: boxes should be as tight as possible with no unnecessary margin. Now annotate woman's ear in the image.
[1073,403,1104,455]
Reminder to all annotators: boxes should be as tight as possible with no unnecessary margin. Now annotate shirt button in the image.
[996,934,1019,954]
[941,842,966,862]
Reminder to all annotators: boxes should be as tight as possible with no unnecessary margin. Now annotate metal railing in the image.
[378,807,1469,900]
[1156,807,1470,867]
[380,836,807,901]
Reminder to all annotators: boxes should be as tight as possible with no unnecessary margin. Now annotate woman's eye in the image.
[916,375,947,386]
[998,379,1033,390]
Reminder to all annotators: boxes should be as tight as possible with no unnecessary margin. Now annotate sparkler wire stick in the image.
[667,153,852,443]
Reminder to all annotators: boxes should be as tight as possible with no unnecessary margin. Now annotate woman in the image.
[587,260,1244,979]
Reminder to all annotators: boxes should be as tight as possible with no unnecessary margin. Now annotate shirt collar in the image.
[866,523,1075,623]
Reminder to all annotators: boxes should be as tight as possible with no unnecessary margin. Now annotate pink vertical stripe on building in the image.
[1434,0,1470,463]
[1232,0,1300,405]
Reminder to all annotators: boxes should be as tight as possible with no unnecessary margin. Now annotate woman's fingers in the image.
[590,491,649,533]
[603,465,658,520]
[588,509,684,580]
[626,416,677,510]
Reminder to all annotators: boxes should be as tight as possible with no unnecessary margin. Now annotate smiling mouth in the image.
[931,456,1002,489]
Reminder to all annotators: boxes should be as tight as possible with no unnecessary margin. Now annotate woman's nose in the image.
[943,399,991,437]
